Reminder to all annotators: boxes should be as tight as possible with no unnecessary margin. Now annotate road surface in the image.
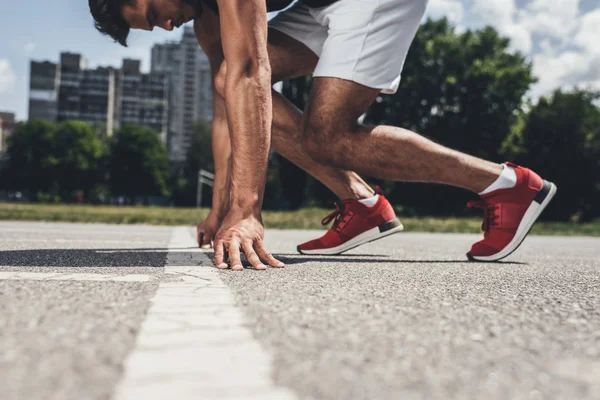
[0,221,598,400]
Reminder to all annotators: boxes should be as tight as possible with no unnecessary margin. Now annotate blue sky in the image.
[1,0,599,121]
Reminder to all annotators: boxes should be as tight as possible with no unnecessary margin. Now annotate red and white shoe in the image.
[297,188,404,255]
[467,162,557,262]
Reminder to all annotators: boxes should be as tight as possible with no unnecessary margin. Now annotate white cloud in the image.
[504,24,533,54]
[530,51,586,97]
[24,42,36,53]
[472,0,532,54]
[473,0,517,27]
[518,0,580,41]
[467,0,600,100]
[530,7,600,99]
[425,0,464,25]
[0,59,16,93]
[574,8,600,54]
[471,0,580,49]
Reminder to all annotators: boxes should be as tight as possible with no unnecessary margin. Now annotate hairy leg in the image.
[301,77,503,193]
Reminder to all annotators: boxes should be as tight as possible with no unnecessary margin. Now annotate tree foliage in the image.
[502,89,600,221]
[108,124,170,201]
[1,120,104,202]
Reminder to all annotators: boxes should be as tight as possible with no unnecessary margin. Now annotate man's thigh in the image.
[268,28,318,83]
[304,77,379,134]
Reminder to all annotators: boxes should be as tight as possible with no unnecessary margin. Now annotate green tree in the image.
[186,120,214,174]
[51,121,105,201]
[1,119,57,201]
[502,89,600,221]
[109,124,170,202]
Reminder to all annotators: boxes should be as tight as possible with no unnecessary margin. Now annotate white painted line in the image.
[0,238,161,245]
[0,271,153,282]
[96,248,212,253]
[114,227,297,400]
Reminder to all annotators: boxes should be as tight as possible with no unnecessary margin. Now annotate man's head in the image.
[89,0,201,46]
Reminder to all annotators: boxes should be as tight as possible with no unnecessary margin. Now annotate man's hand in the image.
[196,210,223,248]
[213,213,284,271]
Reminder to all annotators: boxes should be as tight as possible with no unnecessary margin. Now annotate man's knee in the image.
[301,117,344,166]
[214,60,227,99]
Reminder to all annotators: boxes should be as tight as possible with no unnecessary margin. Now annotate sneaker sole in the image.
[297,218,404,255]
[467,180,558,262]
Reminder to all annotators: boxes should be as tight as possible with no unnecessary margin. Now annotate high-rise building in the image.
[28,61,60,122]
[78,66,118,135]
[57,53,118,136]
[117,59,169,144]
[0,112,17,152]
[56,52,86,122]
[152,26,213,165]
[29,53,118,136]
[28,53,168,139]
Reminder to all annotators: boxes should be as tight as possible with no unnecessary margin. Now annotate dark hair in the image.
[88,0,133,47]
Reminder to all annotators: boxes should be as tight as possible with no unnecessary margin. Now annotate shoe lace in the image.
[467,200,499,235]
[321,202,351,232]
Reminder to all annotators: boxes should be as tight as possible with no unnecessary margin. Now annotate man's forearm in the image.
[224,64,272,215]
[214,0,271,216]
[193,12,232,219]
[210,110,231,219]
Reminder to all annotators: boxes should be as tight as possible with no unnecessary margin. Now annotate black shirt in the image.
[201,0,339,15]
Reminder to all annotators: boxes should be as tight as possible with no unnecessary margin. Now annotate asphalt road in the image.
[0,221,598,400]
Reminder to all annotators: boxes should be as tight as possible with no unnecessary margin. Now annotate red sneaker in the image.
[297,188,404,255]
[467,162,557,262]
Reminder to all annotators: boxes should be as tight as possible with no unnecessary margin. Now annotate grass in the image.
[0,202,598,236]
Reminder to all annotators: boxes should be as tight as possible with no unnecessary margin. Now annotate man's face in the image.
[121,0,199,32]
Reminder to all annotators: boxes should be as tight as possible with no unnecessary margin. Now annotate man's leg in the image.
[268,31,404,255]
[300,77,556,261]
[300,78,502,193]
[267,29,375,201]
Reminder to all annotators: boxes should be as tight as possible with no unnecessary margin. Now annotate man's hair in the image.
[89,0,133,47]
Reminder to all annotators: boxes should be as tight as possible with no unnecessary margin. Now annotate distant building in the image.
[0,112,17,152]
[26,30,214,159]
[28,61,60,122]
[152,26,213,166]
[29,53,118,136]
[58,53,119,136]
[28,53,167,139]
[117,59,169,144]
[56,52,86,122]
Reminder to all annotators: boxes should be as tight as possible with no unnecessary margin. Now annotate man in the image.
[89,0,557,270]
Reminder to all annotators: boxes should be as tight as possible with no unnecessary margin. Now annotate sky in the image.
[0,0,599,121]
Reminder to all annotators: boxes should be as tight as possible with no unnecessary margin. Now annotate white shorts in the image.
[269,0,429,94]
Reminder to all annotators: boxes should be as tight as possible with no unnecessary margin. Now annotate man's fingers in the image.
[201,233,213,249]
[228,240,243,271]
[214,241,228,269]
[256,242,284,268]
[242,241,266,270]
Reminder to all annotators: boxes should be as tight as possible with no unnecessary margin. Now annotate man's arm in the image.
[217,0,271,214]
[213,0,283,270]
[194,14,231,247]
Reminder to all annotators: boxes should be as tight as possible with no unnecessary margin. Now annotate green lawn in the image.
[0,202,598,236]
